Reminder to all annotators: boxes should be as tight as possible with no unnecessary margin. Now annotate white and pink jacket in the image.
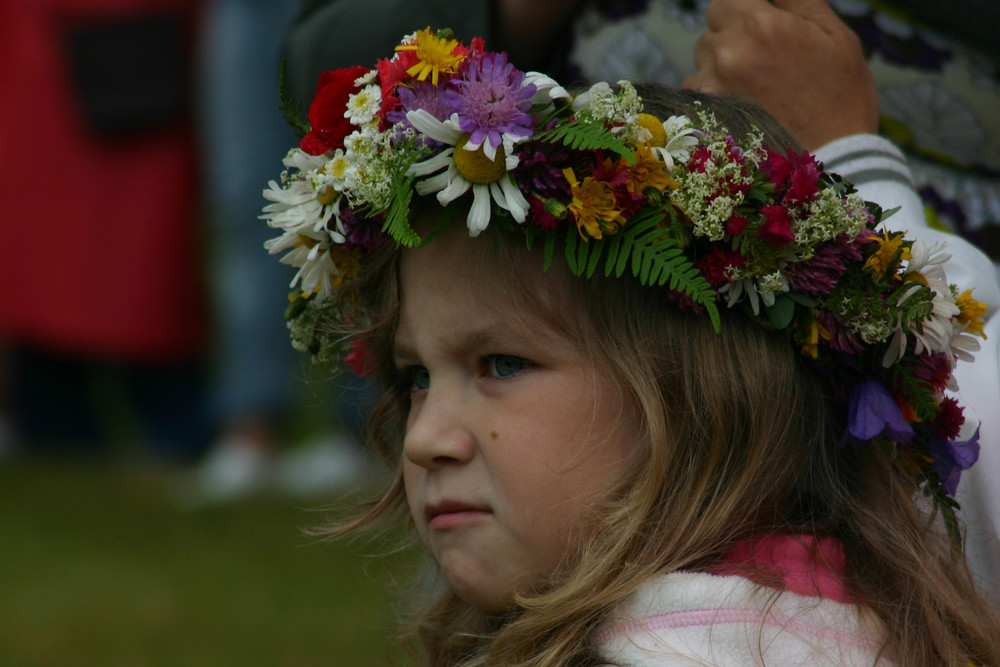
[595,535,888,666]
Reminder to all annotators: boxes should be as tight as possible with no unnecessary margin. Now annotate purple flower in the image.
[445,52,536,156]
[928,426,980,496]
[336,204,386,251]
[787,234,866,297]
[818,311,865,355]
[389,80,454,126]
[844,379,913,446]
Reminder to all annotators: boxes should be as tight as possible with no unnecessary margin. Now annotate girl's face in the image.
[395,227,640,611]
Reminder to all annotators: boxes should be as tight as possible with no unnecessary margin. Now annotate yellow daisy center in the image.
[637,113,666,147]
[316,186,339,206]
[453,134,506,184]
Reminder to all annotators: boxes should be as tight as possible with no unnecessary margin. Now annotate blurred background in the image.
[0,0,400,664]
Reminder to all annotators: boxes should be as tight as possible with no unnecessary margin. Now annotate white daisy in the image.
[406,109,529,236]
[651,115,699,169]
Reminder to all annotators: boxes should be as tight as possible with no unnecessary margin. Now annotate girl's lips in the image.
[425,501,492,530]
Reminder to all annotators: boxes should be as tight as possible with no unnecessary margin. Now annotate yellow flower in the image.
[563,167,624,240]
[956,289,988,338]
[396,28,464,86]
[799,319,831,359]
[328,246,362,287]
[637,113,666,147]
[626,143,678,194]
[864,229,910,278]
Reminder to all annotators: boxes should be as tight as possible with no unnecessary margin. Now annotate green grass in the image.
[0,459,413,666]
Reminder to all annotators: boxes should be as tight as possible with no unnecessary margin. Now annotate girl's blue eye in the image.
[486,355,531,379]
[409,367,430,392]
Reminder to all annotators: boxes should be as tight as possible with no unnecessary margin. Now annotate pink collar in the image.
[712,534,852,604]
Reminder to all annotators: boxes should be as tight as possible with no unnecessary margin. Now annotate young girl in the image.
[262,29,1000,666]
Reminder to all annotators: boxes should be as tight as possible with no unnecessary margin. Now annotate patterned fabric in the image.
[564,0,1000,259]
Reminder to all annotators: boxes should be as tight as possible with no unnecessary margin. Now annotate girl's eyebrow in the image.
[393,325,529,361]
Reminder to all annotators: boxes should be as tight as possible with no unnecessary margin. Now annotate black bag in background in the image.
[62,12,190,136]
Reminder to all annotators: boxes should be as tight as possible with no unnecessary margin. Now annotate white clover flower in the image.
[794,189,867,249]
[572,80,643,142]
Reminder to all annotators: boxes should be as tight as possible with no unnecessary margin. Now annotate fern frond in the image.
[381,175,421,247]
[536,121,634,163]
[279,59,311,137]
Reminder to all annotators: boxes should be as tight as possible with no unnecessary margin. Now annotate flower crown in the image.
[263,28,986,523]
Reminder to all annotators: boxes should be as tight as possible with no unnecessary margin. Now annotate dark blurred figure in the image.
[0,0,210,463]
[180,0,368,506]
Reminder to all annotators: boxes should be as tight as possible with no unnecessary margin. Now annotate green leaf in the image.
[604,233,623,278]
[564,228,581,275]
[536,121,634,163]
[381,176,421,247]
[542,232,556,271]
[766,294,797,330]
[585,235,604,278]
[278,60,310,138]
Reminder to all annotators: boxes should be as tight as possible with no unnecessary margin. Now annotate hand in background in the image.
[683,0,878,151]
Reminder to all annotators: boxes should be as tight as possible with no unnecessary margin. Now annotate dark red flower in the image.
[300,65,370,155]
[726,214,749,236]
[932,396,966,443]
[698,246,747,287]
[785,159,821,204]
[529,196,562,231]
[912,352,953,395]
[758,205,795,247]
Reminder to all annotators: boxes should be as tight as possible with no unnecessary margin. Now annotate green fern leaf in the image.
[536,122,634,163]
[381,175,421,247]
[278,60,310,138]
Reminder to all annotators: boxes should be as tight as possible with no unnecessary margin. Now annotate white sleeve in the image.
[815,134,1000,316]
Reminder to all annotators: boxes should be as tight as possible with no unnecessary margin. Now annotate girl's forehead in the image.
[396,233,581,348]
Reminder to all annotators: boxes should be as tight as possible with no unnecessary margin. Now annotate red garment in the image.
[713,533,853,603]
[0,0,205,360]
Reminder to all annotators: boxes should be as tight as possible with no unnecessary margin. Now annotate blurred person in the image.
[186,0,365,506]
[0,0,210,463]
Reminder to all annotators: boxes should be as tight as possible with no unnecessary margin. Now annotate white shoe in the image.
[173,436,273,508]
[275,433,367,500]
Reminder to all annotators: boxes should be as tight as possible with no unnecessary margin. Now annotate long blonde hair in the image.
[325,87,1000,666]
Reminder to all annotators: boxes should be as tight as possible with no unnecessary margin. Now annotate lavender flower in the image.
[445,52,536,160]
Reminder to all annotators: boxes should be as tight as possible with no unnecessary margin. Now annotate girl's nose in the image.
[403,389,476,469]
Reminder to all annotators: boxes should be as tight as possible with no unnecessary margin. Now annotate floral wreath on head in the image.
[263,27,987,533]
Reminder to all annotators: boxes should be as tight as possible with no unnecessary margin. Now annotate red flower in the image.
[344,336,372,377]
[529,196,561,231]
[758,205,795,247]
[698,246,747,287]
[763,148,821,204]
[726,214,749,236]
[932,396,965,441]
[300,65,371,155]
[785,159,821,204]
